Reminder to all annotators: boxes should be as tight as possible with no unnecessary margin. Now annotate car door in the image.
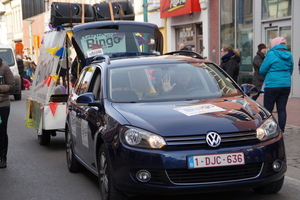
[70,67,95,161]
[77,66,103,169]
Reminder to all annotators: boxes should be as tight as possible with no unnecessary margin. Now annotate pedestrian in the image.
[22,77,31,89]
[23,56,32,80]
[220,45,240,83]
[24,63,35,82]
[179,43,185,50]
[251,43,266,100]
[16,55,25,90]
[260,37,293,133]
[0,57,15,168]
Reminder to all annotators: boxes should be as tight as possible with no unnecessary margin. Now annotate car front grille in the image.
[164,131,257,147]
[166,162,263,184]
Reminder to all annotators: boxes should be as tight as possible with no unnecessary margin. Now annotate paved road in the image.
[1,90,298,200]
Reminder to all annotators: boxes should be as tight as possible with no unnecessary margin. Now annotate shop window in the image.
[262,0,292,20]
[220,0,254,85]
[177,26,195,43]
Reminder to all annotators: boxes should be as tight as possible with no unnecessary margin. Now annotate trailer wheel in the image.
[38,129,51,146]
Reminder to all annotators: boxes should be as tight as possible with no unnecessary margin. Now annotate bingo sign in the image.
[81,33,126,57]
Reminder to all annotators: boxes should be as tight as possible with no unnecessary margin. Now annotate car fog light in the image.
[272,159,283,172]
[136,170,151,182]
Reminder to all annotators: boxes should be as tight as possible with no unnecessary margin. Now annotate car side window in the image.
[89,68,101,100]
[75,67,95,96]
[73,68,87,94]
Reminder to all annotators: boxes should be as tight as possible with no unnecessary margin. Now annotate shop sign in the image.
[160,0,201,18]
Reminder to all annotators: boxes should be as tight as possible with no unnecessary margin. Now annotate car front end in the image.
[105,100,286,196]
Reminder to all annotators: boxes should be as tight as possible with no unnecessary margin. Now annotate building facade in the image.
[1,0,300,97]
[136,0,300,98]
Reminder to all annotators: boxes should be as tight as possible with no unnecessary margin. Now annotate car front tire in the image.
[253,176,284,194]
[66,126,82,172]
[98,144,128,200]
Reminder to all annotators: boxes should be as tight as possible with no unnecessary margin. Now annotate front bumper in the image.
[109,134,286,195]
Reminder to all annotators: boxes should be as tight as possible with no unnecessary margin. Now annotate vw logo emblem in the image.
[206,132,221,147]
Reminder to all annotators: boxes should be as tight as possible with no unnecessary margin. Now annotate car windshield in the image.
[108,62,243,102]
[0,48,15,67]
[72,23,162,59]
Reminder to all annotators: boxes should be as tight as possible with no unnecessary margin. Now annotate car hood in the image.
[111,97,268,136]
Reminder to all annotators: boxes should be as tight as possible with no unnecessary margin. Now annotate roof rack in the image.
[164,50,205,59]
[50,1,135,28]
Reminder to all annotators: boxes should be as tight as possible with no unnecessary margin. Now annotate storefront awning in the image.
[160,0,201,18]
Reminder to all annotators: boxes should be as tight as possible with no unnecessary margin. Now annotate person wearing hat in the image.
[251,43,266,100]
[260,37,294,133]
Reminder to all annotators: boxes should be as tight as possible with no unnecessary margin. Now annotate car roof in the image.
[73,20,160,33]
[93,54,214,70]
[0,44,14,49]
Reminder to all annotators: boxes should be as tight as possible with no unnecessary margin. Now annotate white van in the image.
[0,44,22,100]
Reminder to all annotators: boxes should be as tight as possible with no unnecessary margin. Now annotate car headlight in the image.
[121,127,166,149]
[256,119,280,141]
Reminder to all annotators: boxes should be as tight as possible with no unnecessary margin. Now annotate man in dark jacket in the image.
[0,57,15,168]
[252,43,266,100]
[16,55,25,90]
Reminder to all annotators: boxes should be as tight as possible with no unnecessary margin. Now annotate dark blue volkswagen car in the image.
[65,21,286,200]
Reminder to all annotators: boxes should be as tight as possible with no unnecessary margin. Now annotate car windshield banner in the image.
[80,33,126,57]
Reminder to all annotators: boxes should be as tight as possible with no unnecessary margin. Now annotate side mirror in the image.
[76,92,101,107]
[241,84,258,97]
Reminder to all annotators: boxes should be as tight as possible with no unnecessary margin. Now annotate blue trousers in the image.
[263,87,290,133]
[0,106,10,158]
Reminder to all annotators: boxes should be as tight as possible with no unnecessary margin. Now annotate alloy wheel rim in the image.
[100,152,108,199]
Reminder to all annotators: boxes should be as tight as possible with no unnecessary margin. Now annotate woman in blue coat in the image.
[260,37,294,133]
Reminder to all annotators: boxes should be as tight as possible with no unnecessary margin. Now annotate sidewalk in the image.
[256,95,300,127]
[256,95,300,172]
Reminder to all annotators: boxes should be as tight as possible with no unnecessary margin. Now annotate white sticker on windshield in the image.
[87,48,104,57]
[174,104,226,116]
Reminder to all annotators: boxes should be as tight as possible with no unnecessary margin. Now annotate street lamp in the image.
[143,0,148,22]
[25,18,34,59]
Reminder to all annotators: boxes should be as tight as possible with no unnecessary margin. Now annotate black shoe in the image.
[0,157,7,168]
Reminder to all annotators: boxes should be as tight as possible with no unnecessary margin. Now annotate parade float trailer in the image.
[26,1,163,145]
[26,1,135,145]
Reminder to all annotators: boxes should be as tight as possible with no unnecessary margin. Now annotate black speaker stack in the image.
[50,1,135,28]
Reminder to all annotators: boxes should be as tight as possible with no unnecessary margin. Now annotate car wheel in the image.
[38,129,51,146]
[14,93,22,100]
[253,176,284,194]
[98,144,128,200]
[66,127,82,172]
